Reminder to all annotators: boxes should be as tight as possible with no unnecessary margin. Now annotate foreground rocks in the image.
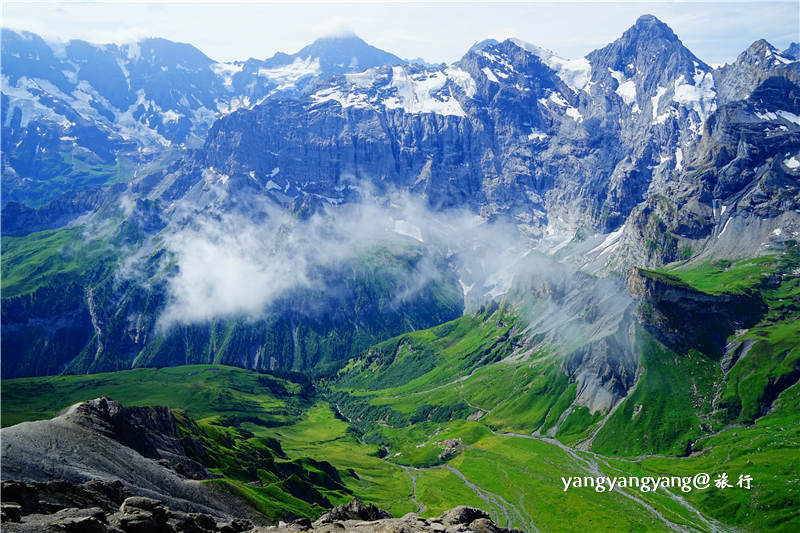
[1,486,254,533]
[252,499,521,533]
[1,489,516,533]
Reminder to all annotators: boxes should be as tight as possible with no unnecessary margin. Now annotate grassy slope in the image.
[1,226,116,298]
[660,250,800,425]
[324,247,800,531]
[0,365,303,427]
[332,303,577,444]
[595,381,800,533]
[592,331,720,457]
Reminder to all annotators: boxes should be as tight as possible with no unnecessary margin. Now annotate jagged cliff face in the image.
[626,267,765,358]
[193,15,723,239]
[131,14,799,265]
[609,65,800,270]
[5,16,798,251]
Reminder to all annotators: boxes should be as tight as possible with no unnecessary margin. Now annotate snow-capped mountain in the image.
[0,30,405,205]
[3,16,800,267]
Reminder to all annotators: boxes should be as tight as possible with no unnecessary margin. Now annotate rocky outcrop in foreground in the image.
[0,481,253,532]
[1,488,515,533]
[290,500,520,533]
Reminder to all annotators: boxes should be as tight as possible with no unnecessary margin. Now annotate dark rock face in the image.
[63,397,210,480]
[1,479,131,516]
[627,268,766,358]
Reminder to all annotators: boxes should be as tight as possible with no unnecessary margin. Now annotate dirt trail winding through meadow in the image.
[496,431,725,533]
[402,466,426,514]
[394,462,536,532]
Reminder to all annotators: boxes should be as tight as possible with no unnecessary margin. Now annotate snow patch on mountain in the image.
[444,67,476,98]
[672,68,716,122]
[2,75,72,128]
[777,110,800,125]
[528,129,547,141]
[566,107,583,122]
[608,68,637,105]
[651,86,669,124]
[482,67,499,83]
[509,39,591,92]
[258,57,322,90]
[384,67,466,117]
[211,62,244,88]
[589,224,625,255]
[161,110,182,124]
[675,147,684,171]
[344,69,380,87]
[310,86,372,110]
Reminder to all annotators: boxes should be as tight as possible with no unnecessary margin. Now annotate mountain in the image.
[176,13,798,259]
[715,38,798,105]
[785,42,800,60]
[2,15,800,529]
[3,15,799,380]
[0,30,404,207]
[285,33,405,72]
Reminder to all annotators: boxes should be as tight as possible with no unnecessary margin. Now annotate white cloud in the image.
[311,16,356,39]
[155,191,534,328]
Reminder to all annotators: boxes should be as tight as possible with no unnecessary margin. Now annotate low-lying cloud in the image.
[156,191,530,329]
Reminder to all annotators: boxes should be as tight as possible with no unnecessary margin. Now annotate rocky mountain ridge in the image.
[6,16,797,262]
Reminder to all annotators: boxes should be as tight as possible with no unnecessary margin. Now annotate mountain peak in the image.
[587,13,694,72]
[634,13,662,25]
[292,33,404,72]
[468,38,500,54]
[784,42,800,60]
[744,38,777,55]
[308,31,362,45]
[627,14,679,42]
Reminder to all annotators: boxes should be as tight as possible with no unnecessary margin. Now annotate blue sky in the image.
[3,1,798,65]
